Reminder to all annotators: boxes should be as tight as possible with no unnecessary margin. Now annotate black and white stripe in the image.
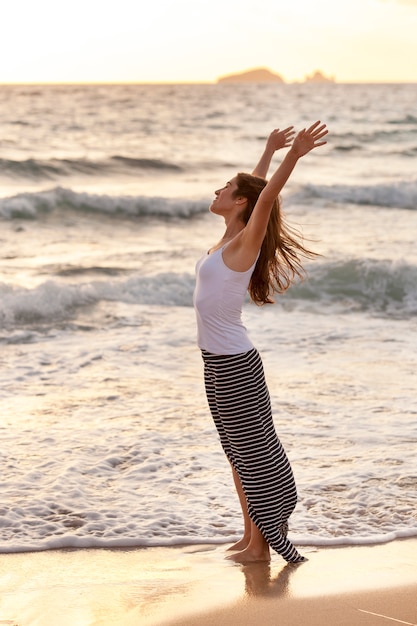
[202,348,305,563]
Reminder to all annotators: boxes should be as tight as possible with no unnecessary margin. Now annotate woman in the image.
[193,121,328,563]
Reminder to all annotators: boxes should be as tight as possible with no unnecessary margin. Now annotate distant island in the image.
[217,67,335,84]
[217,68,284,84]
[304,70,335,83]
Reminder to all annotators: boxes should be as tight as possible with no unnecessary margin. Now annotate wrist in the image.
[287,146,301,161]
[263,145,276,158]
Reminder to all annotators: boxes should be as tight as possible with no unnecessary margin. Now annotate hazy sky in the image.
[3,0,417,83]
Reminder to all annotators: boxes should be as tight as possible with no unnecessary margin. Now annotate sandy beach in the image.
[0,539,415,625]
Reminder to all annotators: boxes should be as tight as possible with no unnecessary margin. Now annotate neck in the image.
[209,216,244,253]
[222,216,245,241]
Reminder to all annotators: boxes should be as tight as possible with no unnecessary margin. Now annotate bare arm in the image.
[218,121,328,273]
[252,127,295,178]
[245,121,328,250]
[223,121,328,271]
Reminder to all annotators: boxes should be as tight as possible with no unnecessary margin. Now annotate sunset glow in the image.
[2,0,417,83]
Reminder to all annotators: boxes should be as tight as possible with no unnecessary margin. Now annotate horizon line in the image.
[1,79,417,86]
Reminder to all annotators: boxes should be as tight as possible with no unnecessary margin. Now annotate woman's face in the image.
[210,177,241,216]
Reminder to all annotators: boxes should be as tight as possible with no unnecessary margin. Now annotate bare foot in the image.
[226,537,250,552]
[226,546,270,563]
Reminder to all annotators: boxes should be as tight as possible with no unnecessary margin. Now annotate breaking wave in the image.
[0,187,208,220]
[1,178,417,222]
[1,258,416,332]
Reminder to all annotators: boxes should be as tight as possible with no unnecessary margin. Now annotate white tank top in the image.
[193,246,257,355]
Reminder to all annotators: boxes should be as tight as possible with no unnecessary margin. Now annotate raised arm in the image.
[252,127,295,178]
[244,121,328,250]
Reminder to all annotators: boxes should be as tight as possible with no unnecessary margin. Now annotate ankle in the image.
[247,540,270,557]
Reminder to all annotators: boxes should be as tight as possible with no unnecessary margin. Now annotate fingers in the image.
[306,120,324,133]
[272,126,294,133]
[307,121,328,139]
[306,120,321,132]
[314,131,328,142]
[271,126,295,139]
[267,126,296,151]
[270,122,328,148]
[304,121,328,134]
[272,122,326,136]
[300,122,328,148]
[291,122,328,156]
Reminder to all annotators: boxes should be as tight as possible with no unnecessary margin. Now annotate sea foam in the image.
[1,258,415,331]
[298,179,417,210]
[0,187,208,220]
[1,178,417,222]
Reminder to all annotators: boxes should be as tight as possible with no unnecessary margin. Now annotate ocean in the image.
[1,82,416,553]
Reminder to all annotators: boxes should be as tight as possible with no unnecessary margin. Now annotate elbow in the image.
[259,190,277,205]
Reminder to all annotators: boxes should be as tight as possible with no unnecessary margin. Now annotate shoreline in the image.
[0,538,416,625]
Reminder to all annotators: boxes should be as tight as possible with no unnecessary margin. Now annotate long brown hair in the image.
[233,172,318,305]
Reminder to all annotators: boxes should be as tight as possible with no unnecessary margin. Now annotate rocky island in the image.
[304,70,335,83]
[217,67,284,83]
[217,67,335,84]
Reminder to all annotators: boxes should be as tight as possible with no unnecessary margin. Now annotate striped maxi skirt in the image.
[202,347,305,563]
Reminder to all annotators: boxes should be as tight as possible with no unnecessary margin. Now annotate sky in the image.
[2,0,417,83]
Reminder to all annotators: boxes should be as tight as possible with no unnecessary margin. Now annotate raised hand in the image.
[291,121,328,158]
[266,126,296,152]
[252,126,296,177]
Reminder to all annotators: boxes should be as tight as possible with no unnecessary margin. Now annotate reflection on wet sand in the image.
[241,560,306,598]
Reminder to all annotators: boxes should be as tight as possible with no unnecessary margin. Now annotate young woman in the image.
[193,121,328,564]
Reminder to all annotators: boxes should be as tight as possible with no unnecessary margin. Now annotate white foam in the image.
[1,306,416,553]
[0,186,207,220]
[1,255,417,330]
[298,178,417,210]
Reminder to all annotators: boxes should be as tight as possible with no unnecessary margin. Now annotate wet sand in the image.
[0,539,416,625]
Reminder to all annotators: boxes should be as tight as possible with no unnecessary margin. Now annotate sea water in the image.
[0,83,416,553]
